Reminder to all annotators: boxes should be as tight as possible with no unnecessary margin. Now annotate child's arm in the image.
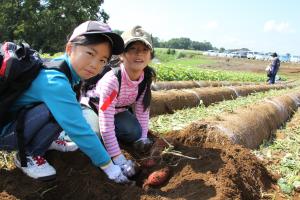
[97,73,122,157]
[135,87,150,139]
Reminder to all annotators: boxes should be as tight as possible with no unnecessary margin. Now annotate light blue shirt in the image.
[4,54,110,166]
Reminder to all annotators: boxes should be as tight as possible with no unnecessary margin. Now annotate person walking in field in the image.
[267,52,280,84]
[80,25,156,178]
[0,21,131,183]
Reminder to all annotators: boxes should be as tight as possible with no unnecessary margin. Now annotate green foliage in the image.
[0,0,108,53]
[152,48,287,82]
[176,52,186,59]
[253,106,300,196]
[160,38,213,51]
[152,62,267,82]
[166,48,176,55]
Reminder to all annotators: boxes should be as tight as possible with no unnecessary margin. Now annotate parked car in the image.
[227,51,247,58]
[279,54,290,62]
[203,50,218,56]
[290,55,300,63]
[255,53,267,60]
[247,51,259,59]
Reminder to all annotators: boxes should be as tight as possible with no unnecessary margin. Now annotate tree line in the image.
[0,0,214,53]
[0,0,108,53]
[153,37,214,51]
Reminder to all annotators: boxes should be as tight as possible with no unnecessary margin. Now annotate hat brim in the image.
[83,32,124,55]
[124,37,153,51]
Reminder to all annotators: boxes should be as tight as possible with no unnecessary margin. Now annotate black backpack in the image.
[80,60,147,114]
[0,41,72,167]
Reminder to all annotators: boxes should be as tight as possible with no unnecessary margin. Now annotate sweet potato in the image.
[140,158,156,168]
[143,167,170,187]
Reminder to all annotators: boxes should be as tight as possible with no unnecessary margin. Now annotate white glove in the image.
[57,131,72,142]
[100,161,129,183]
[133,137,153,153]
[113,154,136,177]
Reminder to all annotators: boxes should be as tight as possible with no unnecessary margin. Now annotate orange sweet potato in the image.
[143,167,170,187]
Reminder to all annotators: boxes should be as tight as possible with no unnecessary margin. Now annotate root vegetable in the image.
[143,167,170,188]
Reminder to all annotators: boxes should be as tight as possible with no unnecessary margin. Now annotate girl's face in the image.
[66,42,111,80]
[121,41,151,73]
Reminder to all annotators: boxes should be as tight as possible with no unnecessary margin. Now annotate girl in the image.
[0,21,129,183]
[80,25,156,177]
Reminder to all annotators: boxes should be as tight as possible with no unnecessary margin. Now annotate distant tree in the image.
[219,47,225,52]
[165,37,191,49]
[0,0,108,53]
[152,36,160,48]
[240,48,250,51]
[113,29,123,36]
[191,41,202,50]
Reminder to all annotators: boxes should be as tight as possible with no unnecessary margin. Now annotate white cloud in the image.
[263,20,295,33]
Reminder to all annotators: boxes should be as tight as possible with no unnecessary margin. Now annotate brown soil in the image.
[1,58,299,200]
[201,56,300,78]
[150,84,293,116]
[151,80,261,91]
[0,130,278,200]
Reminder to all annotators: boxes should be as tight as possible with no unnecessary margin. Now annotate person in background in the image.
[0,21,130,183]
[268,52,280,84]
[80,25,156,178]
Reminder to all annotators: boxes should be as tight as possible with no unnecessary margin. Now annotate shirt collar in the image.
[121,63,144,87]
[53,54,81,85]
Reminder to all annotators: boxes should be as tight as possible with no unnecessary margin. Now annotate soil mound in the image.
[0,128,276,200]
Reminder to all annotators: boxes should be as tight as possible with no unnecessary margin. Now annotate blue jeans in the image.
[82,106,141,143]
[0,104,61,156]
[114,110,142,143]
[269,73,276,84]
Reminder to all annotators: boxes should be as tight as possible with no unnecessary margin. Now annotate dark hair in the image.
[141,66,156,111]
[271,52,278,57]
[70,34,113,99]
[70,34,112,55]
[124,41,155,59]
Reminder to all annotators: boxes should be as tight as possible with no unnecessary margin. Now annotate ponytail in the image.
[141,66,156,111]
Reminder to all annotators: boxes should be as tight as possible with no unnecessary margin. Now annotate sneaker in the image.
[14,153,56,181]
[48,139,78,152]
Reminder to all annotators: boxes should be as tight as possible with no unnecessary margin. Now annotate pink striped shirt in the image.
[85,64,150,157]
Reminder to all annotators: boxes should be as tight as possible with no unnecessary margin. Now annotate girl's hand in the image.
[133,138,153,153]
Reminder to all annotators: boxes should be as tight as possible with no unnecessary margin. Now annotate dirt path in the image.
[201,57,300,77]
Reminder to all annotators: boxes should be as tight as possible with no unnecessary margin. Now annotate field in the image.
[1,49,300,200]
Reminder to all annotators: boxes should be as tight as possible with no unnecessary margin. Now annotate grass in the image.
[153,48,275,82]
[41,48,282,82]
[253,110,300,197]
[41,52,64,59]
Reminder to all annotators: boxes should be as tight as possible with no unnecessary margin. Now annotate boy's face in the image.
[67,42,111,80]
[121,41,151,73]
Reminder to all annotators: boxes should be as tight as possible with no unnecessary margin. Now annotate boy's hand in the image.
[113,154,136,177]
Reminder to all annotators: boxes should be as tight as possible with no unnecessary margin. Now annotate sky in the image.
[102,0,300,55]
